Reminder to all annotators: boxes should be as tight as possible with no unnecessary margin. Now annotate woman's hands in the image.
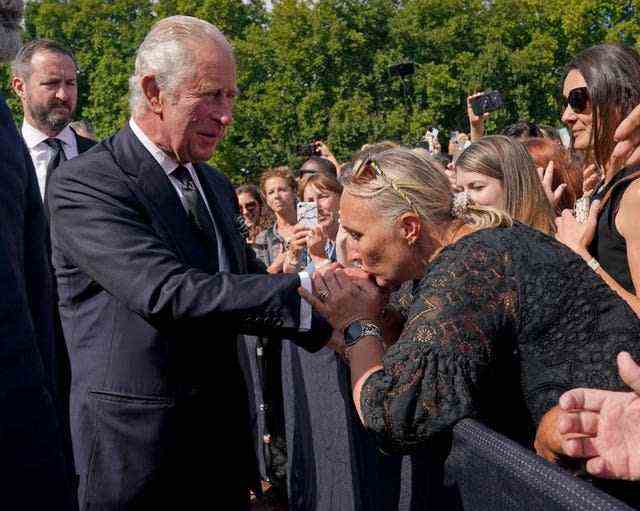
[299,266,388,333]
[537,161,567,208]
[555,200,601,259]
[467,93,491,142]
[313,140,339,170]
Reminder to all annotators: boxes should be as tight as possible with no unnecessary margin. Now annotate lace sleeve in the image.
[360,239,519,454]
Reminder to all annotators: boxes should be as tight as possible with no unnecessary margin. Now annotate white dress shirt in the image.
[128,119,312,330]
[22,120,79,200]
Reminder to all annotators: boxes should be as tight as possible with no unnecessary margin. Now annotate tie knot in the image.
[45,138,64,151]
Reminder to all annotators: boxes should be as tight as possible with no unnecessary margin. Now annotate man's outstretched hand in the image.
[558,352,640,480]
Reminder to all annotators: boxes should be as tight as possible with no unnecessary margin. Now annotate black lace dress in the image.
[361,223,640,456]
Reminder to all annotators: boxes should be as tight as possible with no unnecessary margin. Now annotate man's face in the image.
[158,43,236,163]
[14,51,78,135]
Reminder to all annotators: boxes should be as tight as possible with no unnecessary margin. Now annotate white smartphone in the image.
[297,201,318,229]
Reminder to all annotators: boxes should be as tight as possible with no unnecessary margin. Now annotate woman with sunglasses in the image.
[556,44,640,316]
[301,148,640,506]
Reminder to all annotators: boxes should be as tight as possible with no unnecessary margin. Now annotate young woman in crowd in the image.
[285,171,342,269]
[254,167,301,274]
[235,184,269,247]
[301,148,640,507]
[555,43,640,315]
[523,137,583,214]
[455,135,557,234]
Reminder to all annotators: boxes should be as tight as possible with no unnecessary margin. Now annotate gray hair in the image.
[0,0,24,63]
[129,15,233,114]
[345,148,511,232]
[11,39,77,79]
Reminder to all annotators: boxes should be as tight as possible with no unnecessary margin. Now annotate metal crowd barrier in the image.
[447,419,635,511]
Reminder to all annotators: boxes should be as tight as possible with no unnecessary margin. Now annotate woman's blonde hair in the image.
[343,148,511,233]
[456,136,556,234]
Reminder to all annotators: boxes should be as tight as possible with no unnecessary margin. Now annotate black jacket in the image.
[0,94,75,509]
[48,124,326,509]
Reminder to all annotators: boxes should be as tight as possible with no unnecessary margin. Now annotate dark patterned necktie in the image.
[44,138,67,190]
[173,165,219,263]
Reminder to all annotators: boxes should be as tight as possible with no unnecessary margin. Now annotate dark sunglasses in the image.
[563,87,590,114]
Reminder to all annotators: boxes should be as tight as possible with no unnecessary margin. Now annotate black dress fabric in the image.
[589,165,640,294]
[361,223,640,457]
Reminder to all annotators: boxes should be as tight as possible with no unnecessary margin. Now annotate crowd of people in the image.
[2,1,640,510]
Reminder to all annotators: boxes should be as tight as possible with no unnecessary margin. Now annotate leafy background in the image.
[3,0,640,183]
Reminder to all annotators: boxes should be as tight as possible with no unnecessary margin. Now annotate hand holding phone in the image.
[297,201,318,229]
[471,91,504,116]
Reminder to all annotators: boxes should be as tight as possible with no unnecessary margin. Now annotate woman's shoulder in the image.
[437,222,547,263]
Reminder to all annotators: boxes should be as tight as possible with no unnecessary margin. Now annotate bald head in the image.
[0,0,23,63]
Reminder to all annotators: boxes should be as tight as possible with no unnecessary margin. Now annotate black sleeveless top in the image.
[589,165,640,294]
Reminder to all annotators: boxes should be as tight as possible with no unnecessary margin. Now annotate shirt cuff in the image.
[298,271,312,332]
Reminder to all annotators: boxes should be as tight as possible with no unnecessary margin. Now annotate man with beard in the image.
[11,39,95,204]
[0,1,75,508]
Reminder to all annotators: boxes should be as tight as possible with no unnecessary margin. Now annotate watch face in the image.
[345,321,382,348]
[345,322,364,348]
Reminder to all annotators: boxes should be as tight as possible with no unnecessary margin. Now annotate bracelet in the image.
[587,257,601,272]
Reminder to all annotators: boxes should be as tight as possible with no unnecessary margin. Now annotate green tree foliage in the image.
[2,0,640,183]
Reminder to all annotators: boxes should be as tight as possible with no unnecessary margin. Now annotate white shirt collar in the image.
[22,119,76,150]
[129,118,193,176]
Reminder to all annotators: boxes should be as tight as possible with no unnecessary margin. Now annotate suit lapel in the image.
[106,126,207,265]
[194,164,245,273]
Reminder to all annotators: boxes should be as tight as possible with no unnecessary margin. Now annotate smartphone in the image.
[558,127,571,149]
[471,91,504,116]
[297,201,318,229]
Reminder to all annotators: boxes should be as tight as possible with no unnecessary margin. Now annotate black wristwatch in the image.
[344,320,383,348]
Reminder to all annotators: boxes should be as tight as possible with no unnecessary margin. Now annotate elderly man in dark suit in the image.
[48,15,326,510]
[0,0,75,508]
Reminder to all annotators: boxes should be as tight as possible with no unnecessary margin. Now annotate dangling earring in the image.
[407,237,416,247]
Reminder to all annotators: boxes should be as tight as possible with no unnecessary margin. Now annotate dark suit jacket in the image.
[48,124,326,509]
[46,126,96,499]
[0,94,75,509]
[72,128,96,155]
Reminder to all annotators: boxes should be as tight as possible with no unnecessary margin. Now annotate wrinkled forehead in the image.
[339,191,378,231]
[189,42,237,86]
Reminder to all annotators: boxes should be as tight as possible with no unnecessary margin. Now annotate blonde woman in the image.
[301,149,640,505]
[455,135,556,235]
[254,167,299,273]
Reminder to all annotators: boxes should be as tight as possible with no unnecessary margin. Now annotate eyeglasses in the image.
[562,87,590,114]
[353,157,419,213]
